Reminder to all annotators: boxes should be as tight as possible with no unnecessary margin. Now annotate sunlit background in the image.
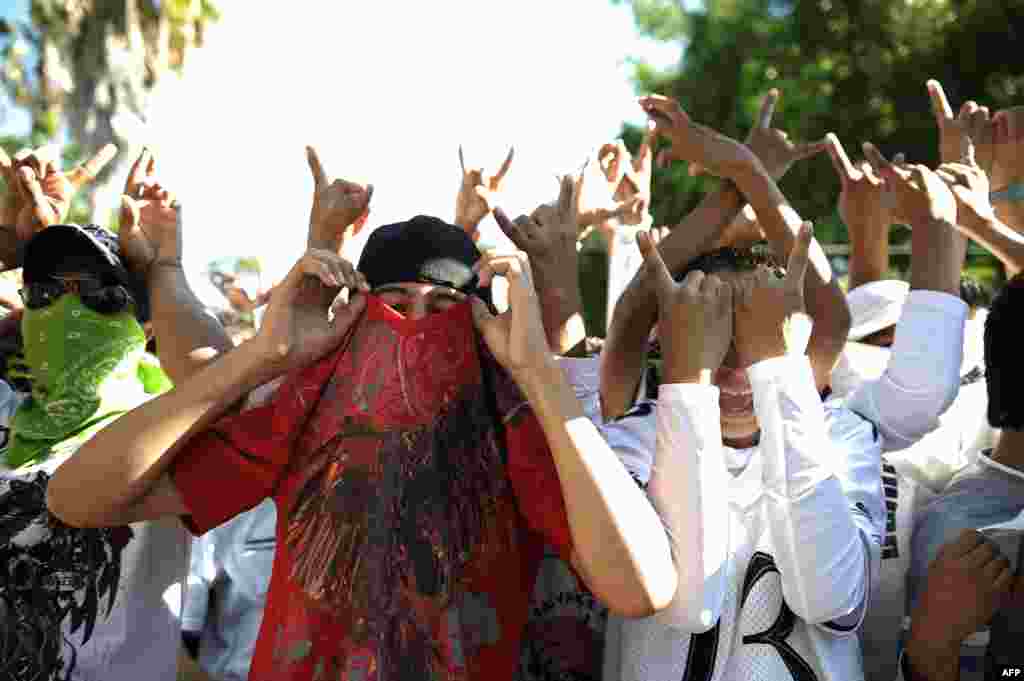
[0,0,683,285]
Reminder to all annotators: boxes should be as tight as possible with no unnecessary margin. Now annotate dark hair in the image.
[959,274,993,310]
[673,244,783,282]
[985,274,1024,429]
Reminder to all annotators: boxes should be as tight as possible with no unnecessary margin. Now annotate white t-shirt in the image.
[183,498,276,681]
[0,383,189,681]
[562,356,883,681]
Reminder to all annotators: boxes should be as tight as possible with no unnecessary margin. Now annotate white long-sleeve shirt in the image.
[562,355,882,681]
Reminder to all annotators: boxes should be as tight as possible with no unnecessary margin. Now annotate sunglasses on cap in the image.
[19,278,134,315]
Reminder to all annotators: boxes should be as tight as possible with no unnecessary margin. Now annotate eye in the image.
[388,302,409,317]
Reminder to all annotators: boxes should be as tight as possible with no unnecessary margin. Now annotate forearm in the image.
[909,219,967,295]
[733,166,850,388]
[847,226,891,291]
[751,355,868,624]
[149,264,235,385]
[518,359,677,617]
[48,339,278,528]
[846,291,967,451]
[648,383,729,632]
[961,216,1024,276]
[601,186,744,418]
[533,257,586,355]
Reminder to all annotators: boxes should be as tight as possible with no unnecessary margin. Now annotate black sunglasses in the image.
[19,279,133,315]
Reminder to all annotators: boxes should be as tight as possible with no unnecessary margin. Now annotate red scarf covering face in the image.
[281,294,523,680]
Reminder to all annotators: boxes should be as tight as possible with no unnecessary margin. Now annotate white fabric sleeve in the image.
[750,355,870,626]
[845,291,968,452]
[645,382,730,633]
[181,533,216,633]
[556,356,603,424]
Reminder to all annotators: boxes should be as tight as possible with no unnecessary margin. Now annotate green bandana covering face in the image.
[5,293,152,469]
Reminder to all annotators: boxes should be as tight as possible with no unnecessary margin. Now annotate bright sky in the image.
[2,0,685,283]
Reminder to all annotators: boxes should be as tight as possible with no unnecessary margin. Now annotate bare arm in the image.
[601,185,743,418]
[473,251,677,618]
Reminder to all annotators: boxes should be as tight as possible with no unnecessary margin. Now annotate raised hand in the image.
[733,222,814,366]
[726,89,828,181]
[828,133,893,236]
[255,248,368,374]
[992,107,1024,193]
[637,227,732,383]
[306,146,373,254]
[638,94,756,179]
[574,156,648,235]
[470,249,551,380]
[6,143,117,240]
[935,143,996,229]
[863,143,957,228]
[496,177,584,353]
[927,79,996,171]
[455,145,514,237]
[118,148,181,275]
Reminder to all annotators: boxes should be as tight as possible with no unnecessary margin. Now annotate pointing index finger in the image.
[758,89,780,129]
[927,79,954,123]
[825,133,856,182]
[306,146,328,191]
[786,221,813,289]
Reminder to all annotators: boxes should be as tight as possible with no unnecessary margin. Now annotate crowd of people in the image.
[0,77,1021,681]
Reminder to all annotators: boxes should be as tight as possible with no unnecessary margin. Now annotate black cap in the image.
[23,224,150,321]
[357,215,489,301]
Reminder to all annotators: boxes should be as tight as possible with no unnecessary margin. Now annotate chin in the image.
[720,412,760,446]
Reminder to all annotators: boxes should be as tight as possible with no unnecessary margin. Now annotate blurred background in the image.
[0,0,1020,334]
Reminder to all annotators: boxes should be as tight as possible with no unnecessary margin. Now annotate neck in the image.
[989,428,1024,471]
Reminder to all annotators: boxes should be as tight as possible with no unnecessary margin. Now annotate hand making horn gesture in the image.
[733,222,814,366]
[927,80,995,171]
[306,146,373,254]
[118,148,182,275]
[0,143,117,240]
[455,145,514,238]
[638,94,755,180]
[636,226,733,384]
[863,142,957,229]
[740,89,829,181]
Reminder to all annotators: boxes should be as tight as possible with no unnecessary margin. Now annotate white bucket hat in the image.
[846,280,910,341]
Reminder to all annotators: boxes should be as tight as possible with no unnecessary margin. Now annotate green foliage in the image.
[617,0,1021,276]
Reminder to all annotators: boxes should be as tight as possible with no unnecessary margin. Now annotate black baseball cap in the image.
[23,224,150,321]
[357,215,489,302]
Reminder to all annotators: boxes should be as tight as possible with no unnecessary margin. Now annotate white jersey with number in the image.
[561,356,884,681]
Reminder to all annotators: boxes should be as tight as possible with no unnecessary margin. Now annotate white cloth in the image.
[836,290,971,681]
[846,280,910,341]
[583,356,882,681]
[0,383,189,681]
[182,498,276,681]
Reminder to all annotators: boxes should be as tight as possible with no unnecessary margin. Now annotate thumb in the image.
[637,229,674,294]
[330,291,366,332]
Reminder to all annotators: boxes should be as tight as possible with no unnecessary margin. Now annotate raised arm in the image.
[118,149,234,385]
[634,228,731,631]
[454,145,514,241]
[846,145,968,450]
[471,245,676,618]
[46,249,368,528]
[826,134,894,290]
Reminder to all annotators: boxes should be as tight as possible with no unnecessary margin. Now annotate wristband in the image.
[991,183,1024,203]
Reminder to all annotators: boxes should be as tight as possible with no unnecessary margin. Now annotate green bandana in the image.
[4,294,156,469]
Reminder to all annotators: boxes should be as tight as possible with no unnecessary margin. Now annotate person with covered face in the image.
[45,148,680,680]
[0,144,233,681]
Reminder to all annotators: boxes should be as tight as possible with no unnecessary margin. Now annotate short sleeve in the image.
[504,407,574,563]
[171,401,290,536]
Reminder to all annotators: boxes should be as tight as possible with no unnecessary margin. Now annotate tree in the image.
[614,0,1023,284]
[0,0,220,228]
